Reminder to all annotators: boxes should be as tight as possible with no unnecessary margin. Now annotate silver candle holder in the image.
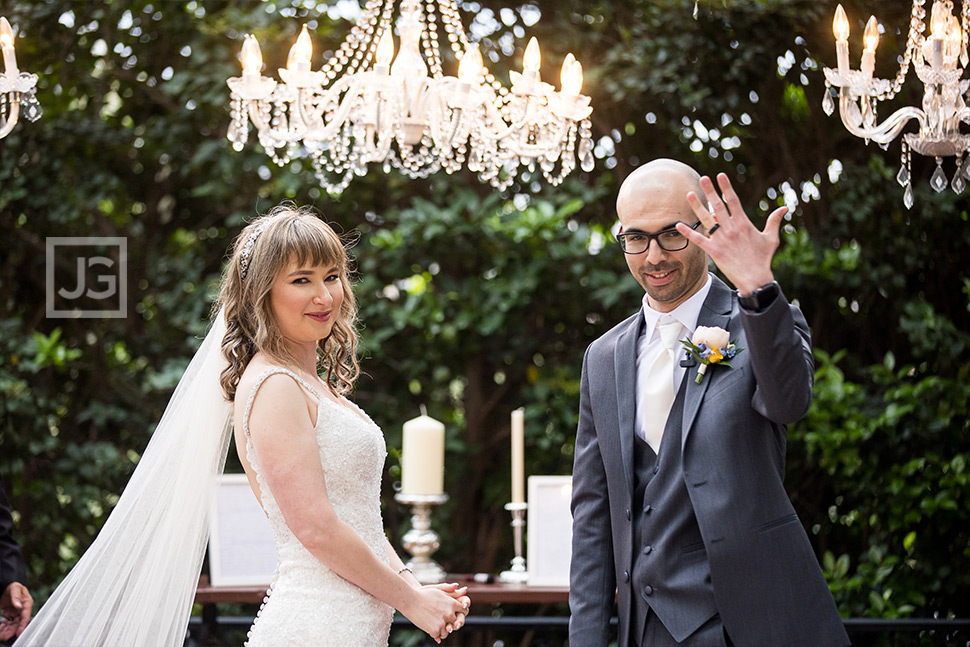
[395,492,449,584]
[499,501,529,583]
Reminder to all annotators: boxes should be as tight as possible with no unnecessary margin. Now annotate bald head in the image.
[616,159,705,218]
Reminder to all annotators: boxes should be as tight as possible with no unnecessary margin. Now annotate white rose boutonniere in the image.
[680,326,742,383]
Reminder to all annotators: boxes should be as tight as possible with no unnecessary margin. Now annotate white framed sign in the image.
[208,473,277,586]
[527,475,573,586]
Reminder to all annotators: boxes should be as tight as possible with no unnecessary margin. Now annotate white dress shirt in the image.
[634,273,713,445]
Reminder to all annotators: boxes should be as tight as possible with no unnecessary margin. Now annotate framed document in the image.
[527,475,573,586]
[208,473,277,586]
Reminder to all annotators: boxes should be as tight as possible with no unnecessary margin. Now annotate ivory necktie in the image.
[641,316,683,452]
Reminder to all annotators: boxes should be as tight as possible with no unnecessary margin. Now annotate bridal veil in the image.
[15,311,233,646]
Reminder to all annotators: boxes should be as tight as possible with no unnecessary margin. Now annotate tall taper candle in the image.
[511,408,525,503]
[401,414,445,495]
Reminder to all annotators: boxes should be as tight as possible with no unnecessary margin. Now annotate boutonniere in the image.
[680,326,743,383]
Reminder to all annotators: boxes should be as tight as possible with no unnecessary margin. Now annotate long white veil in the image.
[15,311,233,647]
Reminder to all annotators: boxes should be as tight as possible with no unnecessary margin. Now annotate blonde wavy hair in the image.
[216,205,359,401]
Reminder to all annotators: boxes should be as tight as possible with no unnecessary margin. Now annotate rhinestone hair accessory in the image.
[238,223,267,280]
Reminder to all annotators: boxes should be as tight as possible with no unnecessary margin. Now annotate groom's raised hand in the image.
[677,173,787,296]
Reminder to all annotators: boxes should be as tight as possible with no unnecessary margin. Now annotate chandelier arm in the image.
[309,77,367,142]
[475,98,550,143]
[294,88,325,133]
[0,98,19,139]
[502,121,573,159]
[255,94,314,145]
[259,77,359,145]
[244,98,272,137]
[409,78,434,120]
[363,108,396,163]
[838,91,926,144]
[426,92,468,149]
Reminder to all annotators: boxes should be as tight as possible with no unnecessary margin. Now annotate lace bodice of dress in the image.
[241,367,393,647]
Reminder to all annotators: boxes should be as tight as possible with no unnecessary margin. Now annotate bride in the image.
[15,205,469,646]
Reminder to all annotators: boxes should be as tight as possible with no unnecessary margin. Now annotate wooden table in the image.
[195,574,568,605]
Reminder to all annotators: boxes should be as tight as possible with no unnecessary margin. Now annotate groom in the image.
[569,159,849,647]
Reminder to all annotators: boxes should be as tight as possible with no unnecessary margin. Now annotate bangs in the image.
[277,217,345,271]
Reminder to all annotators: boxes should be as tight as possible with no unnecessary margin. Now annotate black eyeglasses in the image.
[616,221,701,254]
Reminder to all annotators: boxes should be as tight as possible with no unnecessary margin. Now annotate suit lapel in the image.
[614,313,643,498]
[682,278,733,449]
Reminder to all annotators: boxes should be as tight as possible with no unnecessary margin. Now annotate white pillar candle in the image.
[860,50,875,80]
[836,40,849,78]
[401,414,445,495]
[1,42,16,76]
[930,37,943,69]
[511,408,525,503]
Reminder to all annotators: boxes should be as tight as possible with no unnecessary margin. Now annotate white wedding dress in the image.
[241,368,394,647]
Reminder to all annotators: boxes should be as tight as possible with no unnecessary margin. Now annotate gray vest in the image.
[630,379,718,644]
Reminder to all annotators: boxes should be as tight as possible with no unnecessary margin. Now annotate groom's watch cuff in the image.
[738,281,780,313]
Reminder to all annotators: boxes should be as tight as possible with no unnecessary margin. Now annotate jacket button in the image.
[626,508,631,520]
[642,545,653,555]
[623,570,630,583]
[643,504,653,514]
[644,585,654,596]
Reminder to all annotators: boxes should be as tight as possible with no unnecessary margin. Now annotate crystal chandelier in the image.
[822,1,970,208]
[226,0,594,194]
[0,16,42,140]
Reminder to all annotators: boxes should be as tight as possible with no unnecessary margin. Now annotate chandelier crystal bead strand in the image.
[226,0,593,194]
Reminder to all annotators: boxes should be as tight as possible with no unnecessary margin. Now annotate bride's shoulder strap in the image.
[242,367,322,438]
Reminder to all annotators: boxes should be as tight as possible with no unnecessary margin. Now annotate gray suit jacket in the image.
[569,276,848,647]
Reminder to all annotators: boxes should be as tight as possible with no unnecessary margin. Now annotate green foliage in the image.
[792,347,970,617]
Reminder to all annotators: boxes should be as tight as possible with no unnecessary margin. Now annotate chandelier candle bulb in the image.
[458,43,482,84]
[240,35,263,88]
[374,30,394,75]
[833,4,850,77]
[861,17,879,79]
[451,46,480,107]
[401,414,445,496]
[289,25,312,73]
[561,55,583,97]
[511,408,525,504]
[0,17,17,76]
[515,37,542,94]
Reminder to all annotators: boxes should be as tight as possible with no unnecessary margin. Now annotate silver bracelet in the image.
[397,566,413,576]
